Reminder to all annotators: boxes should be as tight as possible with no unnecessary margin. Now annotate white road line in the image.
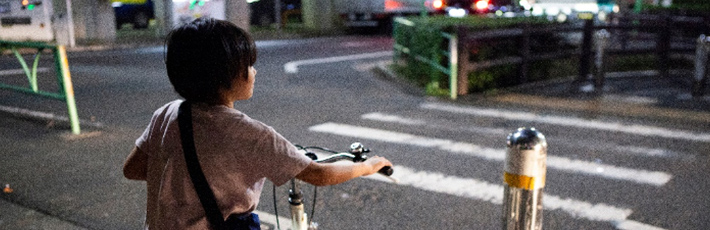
[366,165,664,229]
[0,67,50,76]
[362,112,508,135]
[421,102,710,143]
[0,105,104,128]
[309,123,672,186]
[363,112,684,159]
[284,51,393,74]
[362,112,427,125]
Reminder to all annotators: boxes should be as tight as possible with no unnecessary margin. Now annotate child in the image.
[123,17,392,230]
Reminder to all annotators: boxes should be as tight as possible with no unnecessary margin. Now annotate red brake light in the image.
[474,0,489,11]
[385,0,404,11]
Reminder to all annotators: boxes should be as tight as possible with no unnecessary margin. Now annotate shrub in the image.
[393,15,566,95]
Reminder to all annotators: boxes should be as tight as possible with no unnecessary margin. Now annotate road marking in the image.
[0,67,49,76]
[362,112,427,125]
[284,51,393,74]
[0,105,104,128]
[366,165,663,229]
[421,102,710,143]
[362,112,508,135]
[309,123,672,186]
[363,112,686,159]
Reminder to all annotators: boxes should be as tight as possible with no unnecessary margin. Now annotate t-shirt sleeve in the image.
[135,121,152,151]
[135,101,177,156]
[255,127,312,186]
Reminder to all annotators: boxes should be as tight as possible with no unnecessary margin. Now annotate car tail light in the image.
[474,0,489,11]
[385,0,404,11]
[432,0,444,10]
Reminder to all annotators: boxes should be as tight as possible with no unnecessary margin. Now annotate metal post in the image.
[577,19,594,88]
[55,45,81,134]
[457,26,469,96]
[693,34,710,97]
[274,0,282,30]
[503,127,547,230]
[449,33,458,100]
[594,29,610,92]
[64,0,76,47]
[657,15,671,78]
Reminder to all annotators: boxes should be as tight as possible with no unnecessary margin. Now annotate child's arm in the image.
[295,156,392,186]
[123,146,148,181]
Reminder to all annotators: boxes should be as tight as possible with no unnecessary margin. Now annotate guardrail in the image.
[393,17,459,99]
[0,40,80,134]
[587,14,709,93]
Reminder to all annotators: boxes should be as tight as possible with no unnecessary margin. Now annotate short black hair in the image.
[165,17,257,103]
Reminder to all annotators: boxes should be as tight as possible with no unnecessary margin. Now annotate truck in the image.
[332,0,438,30]
[521,0,619,22]
[438,0,523,16]
[331,0,524,30]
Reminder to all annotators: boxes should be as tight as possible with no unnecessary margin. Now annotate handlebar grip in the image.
[378,166,393,176]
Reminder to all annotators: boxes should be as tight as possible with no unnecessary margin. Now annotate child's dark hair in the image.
[165,17,257,103]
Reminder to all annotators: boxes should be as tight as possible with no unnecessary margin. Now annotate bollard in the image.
[692,34,710,97]
[594,29,610,92]
[503,127,547,230]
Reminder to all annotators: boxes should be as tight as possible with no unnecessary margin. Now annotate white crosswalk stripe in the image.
[362,112,689,159]
[291,102,692,230]
[421,102,710,142]
[309,122,672,186]
[364,165,639,225]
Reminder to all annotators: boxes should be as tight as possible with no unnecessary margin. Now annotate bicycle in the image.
[271,142,394,230]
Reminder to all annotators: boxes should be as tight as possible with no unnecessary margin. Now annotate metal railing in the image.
[0,40,81,134]
[393,17,459,99]
[393,14,710,99]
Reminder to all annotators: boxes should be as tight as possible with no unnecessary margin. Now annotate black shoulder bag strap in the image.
[177,101,226,230]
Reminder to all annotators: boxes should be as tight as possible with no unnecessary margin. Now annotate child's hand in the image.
[364,156,393,176]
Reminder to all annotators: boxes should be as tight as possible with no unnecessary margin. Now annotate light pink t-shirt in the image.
[135,100,312,229]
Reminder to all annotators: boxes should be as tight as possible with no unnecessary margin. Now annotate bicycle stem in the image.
[289,179,309,230]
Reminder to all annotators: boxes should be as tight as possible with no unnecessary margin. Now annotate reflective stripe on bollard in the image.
[503,127,547,230]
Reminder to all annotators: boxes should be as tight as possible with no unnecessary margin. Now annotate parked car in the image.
[112,0,154,29]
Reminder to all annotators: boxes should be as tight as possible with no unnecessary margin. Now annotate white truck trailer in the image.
[522,0,619,22]
[332,0,438,29]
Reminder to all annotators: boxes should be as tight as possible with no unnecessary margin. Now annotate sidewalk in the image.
[459,71,710,118]
[376,60,710,123]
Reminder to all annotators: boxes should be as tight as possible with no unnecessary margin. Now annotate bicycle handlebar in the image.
[295,143,394,176]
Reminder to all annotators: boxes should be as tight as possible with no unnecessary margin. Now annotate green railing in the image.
[0,40,80,134]
[392,17,459,99]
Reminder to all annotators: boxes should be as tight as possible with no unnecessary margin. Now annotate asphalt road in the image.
[1,35,709,230]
